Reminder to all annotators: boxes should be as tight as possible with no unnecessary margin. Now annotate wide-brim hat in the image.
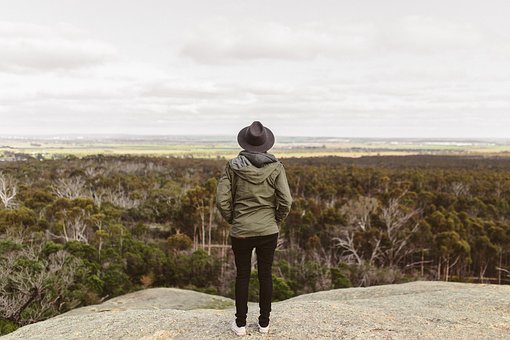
[237,121,275,152]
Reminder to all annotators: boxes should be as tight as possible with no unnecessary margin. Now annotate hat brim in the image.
[237,126,275,152]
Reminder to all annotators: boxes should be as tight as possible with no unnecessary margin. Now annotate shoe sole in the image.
[231,322,246,336]
[231,328,246,336]
[258,323,269,333]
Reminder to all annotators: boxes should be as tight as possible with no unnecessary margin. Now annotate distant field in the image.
[1,136,510,159]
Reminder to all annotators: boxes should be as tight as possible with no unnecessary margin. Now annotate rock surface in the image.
[3,280,510,339]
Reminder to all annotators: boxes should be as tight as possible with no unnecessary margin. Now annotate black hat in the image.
[237,121,275,152]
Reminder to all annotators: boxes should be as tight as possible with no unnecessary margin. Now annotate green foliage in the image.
[0,319,18,336]
[0,207,38,233]
[347,261,406,287]
[271,274,295,301]
[22,189,55,211]
[101,265,132,297]
[167,233,193,251]
[0,239,22,254]
[330,264,352,288]
[227,271,294,302]
[122,238,167,285]
[186,285,219,295]
[41,240,64,255]
[0,241,87,329]
[434,230,471,262]
[64,240,99,263]
[84,274,105,294]
[170,249,221,288]
[2,153,510,332]
[275,255,331,294]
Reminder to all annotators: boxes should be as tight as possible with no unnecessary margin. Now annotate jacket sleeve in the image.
[216,163,234,224]
[275,164,293,224]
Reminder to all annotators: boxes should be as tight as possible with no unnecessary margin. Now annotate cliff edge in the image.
[2,280,509,339]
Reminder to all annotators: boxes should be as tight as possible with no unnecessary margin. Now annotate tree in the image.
[434,231,471,281]
[45,198,97,244]
[180,181,217,252]
[47,207,92,244]
[88,184,146,209]
[51,176,87,199]
[0,239,84,326]
[333,196,382,287]
[334,195,381,267]
[204,177,218,255]
[0,172,17,209]
[379,191,422,268]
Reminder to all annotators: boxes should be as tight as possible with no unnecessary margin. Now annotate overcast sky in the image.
[1,0,509,138]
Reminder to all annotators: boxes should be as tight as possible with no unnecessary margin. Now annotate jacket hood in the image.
[229,150,280,184]
[239,150,278,167]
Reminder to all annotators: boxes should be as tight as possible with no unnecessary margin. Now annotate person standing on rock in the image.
[216,121,293,336]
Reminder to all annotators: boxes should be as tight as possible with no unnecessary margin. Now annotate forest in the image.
[1,154,509,334]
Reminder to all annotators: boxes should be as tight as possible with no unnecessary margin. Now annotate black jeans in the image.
[230,232,278,328]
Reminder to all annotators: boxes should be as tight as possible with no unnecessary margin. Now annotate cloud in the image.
[179,16,507,64]
[1,12,509,138]
[381,16,485,52]
[179,19,374,64]
[0,21,117,73]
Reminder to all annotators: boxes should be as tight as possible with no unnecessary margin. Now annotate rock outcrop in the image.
[3,280,509,339]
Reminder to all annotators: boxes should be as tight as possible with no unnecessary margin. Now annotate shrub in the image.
[167,233,193,251]
[347,261,405,287]
[171,249,221,288]
[0,319,18,336]
[330,265,352,288]
[228,271,294,302]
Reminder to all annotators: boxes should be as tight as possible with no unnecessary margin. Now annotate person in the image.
[216,121,293,336]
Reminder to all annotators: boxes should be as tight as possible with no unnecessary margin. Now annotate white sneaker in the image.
[231,320,246,336]
[257,321,269,333]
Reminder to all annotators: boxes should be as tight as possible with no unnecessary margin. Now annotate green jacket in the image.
[216,151,293,238]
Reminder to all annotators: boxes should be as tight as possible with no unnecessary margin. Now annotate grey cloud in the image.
[179,16,505,64]
[139,80,226,99]
[179,19,374,64]
[379,16,485,52]
[3,70,510,125]
[1,6,509,138]
[0,21,117,73]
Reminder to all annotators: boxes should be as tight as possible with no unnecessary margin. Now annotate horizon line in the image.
[0,133,509,141]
